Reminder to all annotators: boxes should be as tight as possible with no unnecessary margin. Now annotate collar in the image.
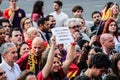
[3,61,15,71]
[39,30,46,36]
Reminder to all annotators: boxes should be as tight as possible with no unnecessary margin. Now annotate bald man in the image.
[100,33,116,59]
[16,37,46,75]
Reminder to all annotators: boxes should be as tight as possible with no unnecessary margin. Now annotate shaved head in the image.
[100,33,114,50]
[32,37,45,56]
[100,33,113,42]
[32,37,44,44]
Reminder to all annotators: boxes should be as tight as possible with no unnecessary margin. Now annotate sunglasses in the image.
[0,32,5,35]
[70,25,80,29]
[0,71,5,76]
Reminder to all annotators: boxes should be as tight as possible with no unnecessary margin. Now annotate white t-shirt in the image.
[50,11,69,27]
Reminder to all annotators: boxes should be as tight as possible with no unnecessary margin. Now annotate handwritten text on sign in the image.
[51,27,74,44]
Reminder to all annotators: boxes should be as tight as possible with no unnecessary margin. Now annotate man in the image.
[72,5,83,18]
[67,18,80,34]
[9,28,22,46]
[0,67,7,80]
[0,42,21,80]
[16,37,46,75]
[74,52,111,80]
[0,18,11,34]
[90,11,104,36]
[0,26,5,47]
[50,0,69,27]
[0,26,5,63]
[67,18,90,41]
[100,33,116,59]
[3,0,26,28]
[37,17,50,42]
[46,15,56,29]
[45,15,56,41]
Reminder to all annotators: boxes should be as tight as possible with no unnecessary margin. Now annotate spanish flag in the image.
[67,63,80,80]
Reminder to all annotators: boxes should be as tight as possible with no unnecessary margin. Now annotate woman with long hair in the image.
[37,36,76,80]
[31,0,44,27]
[111,53,120,79]
[102,18,120,52]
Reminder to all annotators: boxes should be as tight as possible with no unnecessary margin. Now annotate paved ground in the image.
[1,0,120,21]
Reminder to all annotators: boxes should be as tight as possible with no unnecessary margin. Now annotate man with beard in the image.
[90,11,104,37]
[37,17,50,42]
[45,15,56,42]
[50,0,69,27]
[46,15,56,29]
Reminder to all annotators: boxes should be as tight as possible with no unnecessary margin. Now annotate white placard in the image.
[51,27,74,44]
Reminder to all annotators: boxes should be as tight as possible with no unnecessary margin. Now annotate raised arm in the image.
[42,36,56,79]
[62,42,76,74]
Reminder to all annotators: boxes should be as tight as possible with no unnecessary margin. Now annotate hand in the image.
[50,36,56,45]
[71,42,76,46]
[89,35,97,46]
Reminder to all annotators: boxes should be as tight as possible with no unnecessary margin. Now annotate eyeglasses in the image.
[24,21,32,25]
[0,71,5,76]
[70,25,80,29]
[0,32,5,35]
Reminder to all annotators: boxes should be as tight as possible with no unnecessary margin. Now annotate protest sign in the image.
[51,27,74,44]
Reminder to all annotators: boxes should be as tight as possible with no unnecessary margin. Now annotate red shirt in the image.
[37,68,66,80]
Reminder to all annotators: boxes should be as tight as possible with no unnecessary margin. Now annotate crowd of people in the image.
[0,0,120,80]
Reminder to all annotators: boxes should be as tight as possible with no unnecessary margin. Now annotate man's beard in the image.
[95,20,100,25]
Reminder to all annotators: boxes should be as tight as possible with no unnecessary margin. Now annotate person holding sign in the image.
[37,36,76,80]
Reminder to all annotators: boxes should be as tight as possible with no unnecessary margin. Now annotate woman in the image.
[20,17,33,33]
[78,46,102,71]
[102,18,120,52]
[37,36,76,80]
[17,42,30,59]
[111,4,120,35]
[20,17,33,41]
[111,53,120,79]
[31,0,44,28]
